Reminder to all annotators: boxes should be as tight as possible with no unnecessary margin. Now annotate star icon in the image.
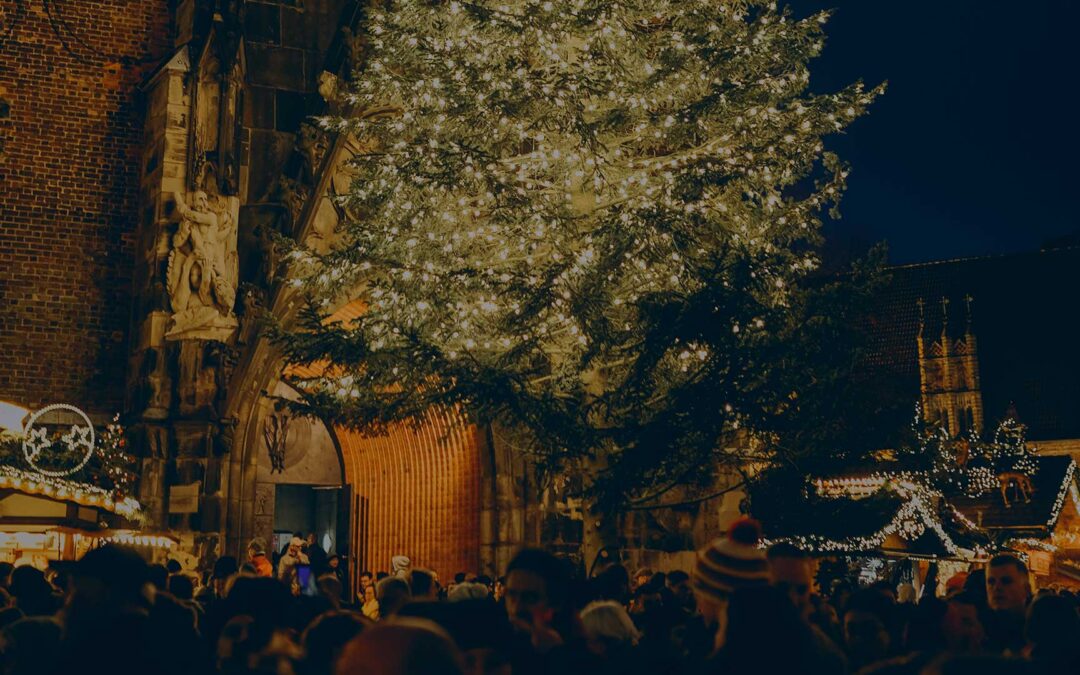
[24,427,50,461]
[61,424,93,453]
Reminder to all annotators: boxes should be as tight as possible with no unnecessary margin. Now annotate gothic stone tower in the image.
[916,296,984,438]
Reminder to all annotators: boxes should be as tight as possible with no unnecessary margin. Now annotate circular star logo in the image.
[21,404,96,477]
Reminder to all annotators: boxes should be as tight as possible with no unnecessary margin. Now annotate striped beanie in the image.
[692,517,769,601]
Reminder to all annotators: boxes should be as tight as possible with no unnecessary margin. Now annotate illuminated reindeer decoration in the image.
[993,416,1037,508]
[997,471,1034,508]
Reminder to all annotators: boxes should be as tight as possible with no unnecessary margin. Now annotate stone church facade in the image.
[1,1,551,588]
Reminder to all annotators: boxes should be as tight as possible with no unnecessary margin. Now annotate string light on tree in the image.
[275,0,882,514]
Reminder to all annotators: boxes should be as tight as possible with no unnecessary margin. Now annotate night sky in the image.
[788,0,1080,264]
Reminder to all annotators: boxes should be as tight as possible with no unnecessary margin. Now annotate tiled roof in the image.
[862,246,1080,440]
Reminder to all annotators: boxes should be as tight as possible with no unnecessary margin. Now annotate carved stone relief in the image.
[166,187,240,342]
[263,412,291,474]
[255,483,274,516]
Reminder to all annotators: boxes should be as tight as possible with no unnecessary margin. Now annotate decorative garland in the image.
[0,464,140,519]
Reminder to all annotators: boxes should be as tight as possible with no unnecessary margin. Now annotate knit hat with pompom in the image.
[692,517,769,601]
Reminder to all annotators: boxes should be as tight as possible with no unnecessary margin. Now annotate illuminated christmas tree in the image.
[276,1,882,533]
[94,415,138,500]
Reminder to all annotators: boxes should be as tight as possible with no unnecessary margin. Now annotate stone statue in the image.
[166,189,239,341]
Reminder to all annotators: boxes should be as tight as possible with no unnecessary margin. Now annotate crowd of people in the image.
[0,517,1076,674]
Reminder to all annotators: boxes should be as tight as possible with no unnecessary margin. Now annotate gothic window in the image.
[957,407,971,435]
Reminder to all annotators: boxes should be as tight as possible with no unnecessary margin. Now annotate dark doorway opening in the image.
[272,484,350,567]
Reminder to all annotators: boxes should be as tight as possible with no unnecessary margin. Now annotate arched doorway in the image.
[335,407,484,585]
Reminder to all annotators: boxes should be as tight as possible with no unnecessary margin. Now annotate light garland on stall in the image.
[0,464,141,519]
[1045,460,1078,529]
[90,531,176,550]
[1007,538,1058,553]
[767,478,962,556]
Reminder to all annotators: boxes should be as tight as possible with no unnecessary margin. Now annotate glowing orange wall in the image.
[336,407,483,585]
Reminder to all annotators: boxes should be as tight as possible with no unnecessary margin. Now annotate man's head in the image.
[167,573,194,601]
[214,556,239,581]
[328,555,341,570]
[504,549,568,630]
[287,537,304,558]
[335,618,463,675]
[942,591,985,652]
[666,570,693,608]
[986,554,1030,613]
[843,588,894,666]
[632,568,653,590]
[409,568,438,600]
[246,539,266,561]
[766,542,814,618]
[376,576,412,617]
[70,544,149,612]
[317,574,343,606]
[691,518,769,627]
[360,570,373,590]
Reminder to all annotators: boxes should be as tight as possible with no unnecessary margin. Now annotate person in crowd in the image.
[0,616,62,675]
[944,572,969,599]
[766,542,815,619]
[984,554,1031,654]
[843,587,896,672]
[493,576,506,603]
[168,573,195,602]
[705,584,840,674]
[197,555,238,609]
[247,538,273,578]
[56,544,206,675]
[300,610,369,675]
[325,555,345,589]
[632,567,653,592]
[941,591,986,654]
[148,563,169,591]
[376,571,390,582]
[334,617,465,675]
[317,574,345,611]
[579,600,642,673]
[392,555,411,578]
[376,576,412,618]
[665,570,694,613]
[504,547,592,673]
[306,533,329,576]
[166,559,182,574]
[449,581,489,602]
[0,606,24,632]
[592,564,631,606]
[690,517,770,659]
[361,583,380,620]
[357,569,373,598]
[1023,593,1080,672]
[409,568,439,600]
[0,563,12,591]
[766,542,847,671]
[8,566,58,617]
[278,536,310,595]
[451,572,467,593]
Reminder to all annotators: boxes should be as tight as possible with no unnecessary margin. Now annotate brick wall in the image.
[0,1,171,414]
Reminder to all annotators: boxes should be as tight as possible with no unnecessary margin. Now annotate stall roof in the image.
[0,464,140,519]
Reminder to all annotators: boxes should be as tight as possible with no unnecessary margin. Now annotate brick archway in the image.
[335,407,484,584]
